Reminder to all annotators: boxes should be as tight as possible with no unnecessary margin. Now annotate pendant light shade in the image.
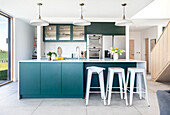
[73,19,91,26]
[115,19,133,26]
[73,3,91,26]
[115,3,133,26]
[30,3,49,26]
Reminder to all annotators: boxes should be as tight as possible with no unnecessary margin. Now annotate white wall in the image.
[13,18,35,81]
[141,26,159,60]
[44,42,86,58]
[141,26,161,73]
[130,26,162,73]
[129,32,142,60]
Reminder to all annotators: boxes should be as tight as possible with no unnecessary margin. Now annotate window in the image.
[0,12,12,85]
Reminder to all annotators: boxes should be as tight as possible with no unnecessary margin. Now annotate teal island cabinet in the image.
[19,62,84,98]
[19,60,146,99]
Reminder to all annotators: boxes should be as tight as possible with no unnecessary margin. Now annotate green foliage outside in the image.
[0,52,8,80]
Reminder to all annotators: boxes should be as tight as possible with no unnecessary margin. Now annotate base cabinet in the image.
[19,63,41,95]
[62,63,83,97]
[41,63,62,96]
[19,62,83,98]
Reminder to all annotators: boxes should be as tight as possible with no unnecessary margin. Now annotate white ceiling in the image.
[130,19,169,31]
[0,0,154,23]
[132,0,170,19]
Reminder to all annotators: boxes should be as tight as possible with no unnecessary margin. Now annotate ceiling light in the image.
[30,3,49,26]
[115,3,133,26]
[73,3,91,26]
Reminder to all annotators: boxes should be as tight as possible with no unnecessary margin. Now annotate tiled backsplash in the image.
[44,42,86,58]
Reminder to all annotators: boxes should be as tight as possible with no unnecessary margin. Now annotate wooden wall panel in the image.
[151,22,170,81]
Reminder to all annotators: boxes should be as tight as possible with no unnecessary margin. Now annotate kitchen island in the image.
[19,59,146,99]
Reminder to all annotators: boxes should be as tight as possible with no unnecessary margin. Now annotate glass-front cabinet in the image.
[43,24,85,42]
[44,26,56,41]
[58,25,71,41]
[73,26,85,41]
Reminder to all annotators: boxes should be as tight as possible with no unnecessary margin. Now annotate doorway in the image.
[145,38,149,72]
[0,12,12,85]
[129,40,134,59]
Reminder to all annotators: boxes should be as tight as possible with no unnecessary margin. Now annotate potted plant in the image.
[51,52,57,60]
[109,47,125,60]
[47,51,52,60]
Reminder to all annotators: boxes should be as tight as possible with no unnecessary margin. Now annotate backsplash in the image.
[44,42,86,58]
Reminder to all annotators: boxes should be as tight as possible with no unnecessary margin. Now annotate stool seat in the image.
[87,66,105,74]
[128,68,145,72]
[108,67,124,72]
[86,66,106,105]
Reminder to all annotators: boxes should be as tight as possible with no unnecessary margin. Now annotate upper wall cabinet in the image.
[43,24,85,42]
[44,26,57,41]
[73,26,85,41]
[86,22,125,35]
[58,25,71,41]
[86,23,102,34]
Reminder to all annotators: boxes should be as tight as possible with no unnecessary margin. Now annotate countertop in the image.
[19,59,146,63]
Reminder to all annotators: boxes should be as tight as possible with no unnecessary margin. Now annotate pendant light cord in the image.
[80,3,84,19]
[37,3,42,19]
[38,4,41,19]
[81,6,83,19]
[123,6,125,19]
[122,3,127,20]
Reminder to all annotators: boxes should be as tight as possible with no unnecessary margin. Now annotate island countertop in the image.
[19,59,146,63]
[19,58,146,99]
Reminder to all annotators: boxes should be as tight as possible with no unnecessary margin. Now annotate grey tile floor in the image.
[0,75,170,115]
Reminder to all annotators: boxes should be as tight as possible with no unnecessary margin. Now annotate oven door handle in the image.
[89,50,101,52]
[89,38,100,40]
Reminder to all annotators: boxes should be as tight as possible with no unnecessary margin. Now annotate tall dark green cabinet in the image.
[86,22,125,35]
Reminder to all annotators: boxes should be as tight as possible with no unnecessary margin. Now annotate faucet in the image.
[76,46,80,60]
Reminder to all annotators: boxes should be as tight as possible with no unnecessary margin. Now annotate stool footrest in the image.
[90,87,100,89]
[89,91,102,93]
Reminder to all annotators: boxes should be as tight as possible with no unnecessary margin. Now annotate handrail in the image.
[151,21,170,81]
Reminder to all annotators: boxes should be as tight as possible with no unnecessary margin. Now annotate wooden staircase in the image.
[151,21,170,81]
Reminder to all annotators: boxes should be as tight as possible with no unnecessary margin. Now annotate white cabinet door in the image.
[114,35,126,59]
[102,35,113,58]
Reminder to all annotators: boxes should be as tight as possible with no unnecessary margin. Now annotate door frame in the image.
[129,39,135,59]
[147,38,156,74]
[0,11,13,86]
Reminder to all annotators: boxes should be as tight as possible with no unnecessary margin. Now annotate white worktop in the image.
[19,59,146,63]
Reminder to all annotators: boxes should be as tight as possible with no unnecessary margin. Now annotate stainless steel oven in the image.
[87,34,102,59]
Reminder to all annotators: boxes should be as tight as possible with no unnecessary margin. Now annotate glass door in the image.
[58,25,71,41]
[0,13,11,85]
[44,25,56,41]
[73,26,84,41]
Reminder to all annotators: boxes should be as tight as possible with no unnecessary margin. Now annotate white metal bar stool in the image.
[106,68,128,105]
[86,66,106,105]
[126,68,150,106]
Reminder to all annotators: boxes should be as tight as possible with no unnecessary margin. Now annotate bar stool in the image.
[126,68,150,106]
[86,66,106,105]
[106,67,128,105]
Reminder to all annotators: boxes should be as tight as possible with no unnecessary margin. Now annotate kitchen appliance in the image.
[87,34,102,59]
[104,50,111,58]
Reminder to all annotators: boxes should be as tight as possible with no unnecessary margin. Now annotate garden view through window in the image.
[0,13,11,84]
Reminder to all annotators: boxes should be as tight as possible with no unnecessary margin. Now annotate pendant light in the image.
[115,3,133,26]
[30,3,49,26]
[73,3,91,26]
